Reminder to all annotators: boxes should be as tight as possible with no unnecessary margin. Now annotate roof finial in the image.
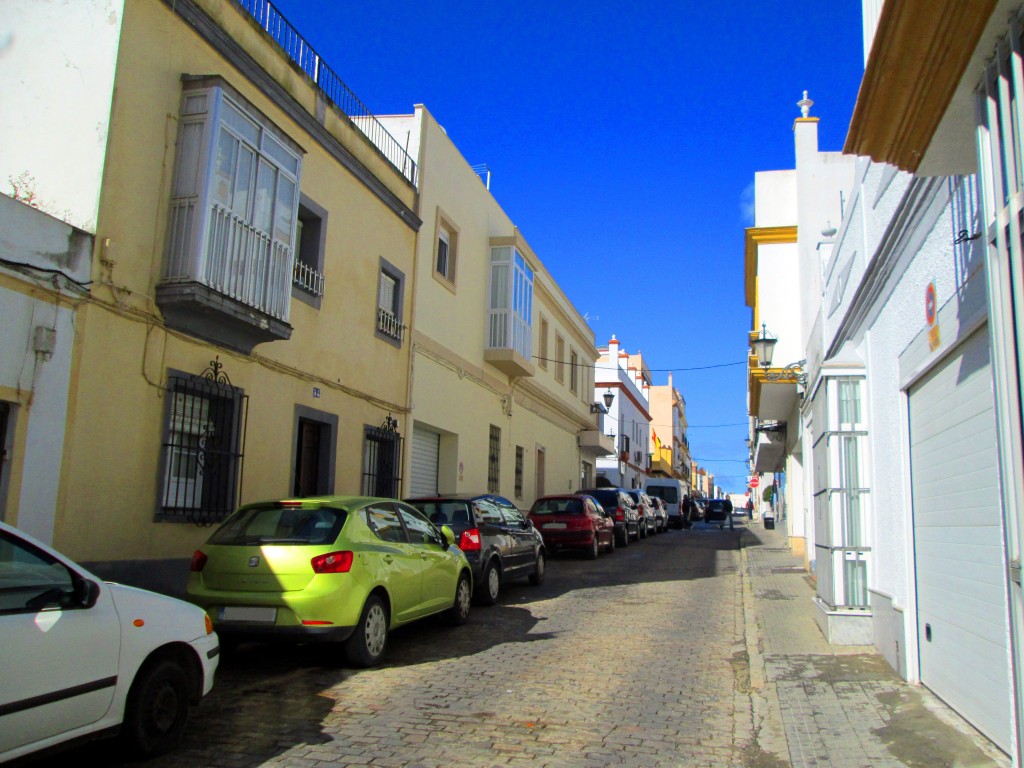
[798,90,814,118]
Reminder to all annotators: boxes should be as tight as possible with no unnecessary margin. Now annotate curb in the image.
[740,530,790,762]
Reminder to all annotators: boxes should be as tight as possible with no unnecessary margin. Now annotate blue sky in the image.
[271,0,866,493]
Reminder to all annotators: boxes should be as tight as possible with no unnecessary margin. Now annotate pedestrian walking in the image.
[746,498,754,520]
[682,494,694,529]
[725,497,734,530]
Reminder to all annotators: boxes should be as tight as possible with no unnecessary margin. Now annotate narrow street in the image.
[22,518,1009,768]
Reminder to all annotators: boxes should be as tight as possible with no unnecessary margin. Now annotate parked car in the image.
[528,494,615,559]
[650,497,669,533]
[704,498,734,529]
[186,495,472,667]
[575,487,640,545]
[0,521,219,762]
[645,478,685,529]
[626,489,658,537]
[692,498,707,522]
[404,493,545,605]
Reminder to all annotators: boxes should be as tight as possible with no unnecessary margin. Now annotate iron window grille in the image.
[515,446,524,498]
[159,358,247,525]
[488,425,501,493]
[362,416,403,498]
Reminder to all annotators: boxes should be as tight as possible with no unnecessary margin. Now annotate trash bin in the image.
[763,512,775,530]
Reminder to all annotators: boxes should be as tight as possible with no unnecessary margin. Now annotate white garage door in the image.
[409,426,439,497]
[909,327,1010,752]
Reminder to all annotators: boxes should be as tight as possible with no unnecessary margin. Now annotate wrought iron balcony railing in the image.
[234,0,418,186]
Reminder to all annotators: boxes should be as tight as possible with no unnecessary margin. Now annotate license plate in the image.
[544,522,567,530]
[220,606,277,623]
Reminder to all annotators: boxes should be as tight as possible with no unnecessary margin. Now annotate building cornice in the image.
[844,0,996,172]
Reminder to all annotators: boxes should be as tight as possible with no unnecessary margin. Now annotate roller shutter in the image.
[908,327,1011,752]
[410,427,439,497]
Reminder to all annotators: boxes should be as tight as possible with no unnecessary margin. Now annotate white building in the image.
[595,336,651,490]
[748,5,1015,757]
[838,0,1024,760]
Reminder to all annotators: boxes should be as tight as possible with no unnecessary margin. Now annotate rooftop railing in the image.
[234,0,417,186]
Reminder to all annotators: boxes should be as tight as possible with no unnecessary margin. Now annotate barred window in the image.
[488,425,501,493]
[515,446,524,499]
[159,365,247,524]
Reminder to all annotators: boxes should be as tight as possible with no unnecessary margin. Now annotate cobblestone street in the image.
[24,519,1009,767]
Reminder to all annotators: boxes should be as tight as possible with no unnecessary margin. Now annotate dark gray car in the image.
[405,493,546,605]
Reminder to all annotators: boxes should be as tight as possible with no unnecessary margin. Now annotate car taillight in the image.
[190,550,208,572]
[458,528,482,552]
[311,551,354,573]
[613,507,625,522]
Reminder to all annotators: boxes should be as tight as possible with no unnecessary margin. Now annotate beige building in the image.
[648,374,691,490]
[2,0,420,593]
[377,106,608,507]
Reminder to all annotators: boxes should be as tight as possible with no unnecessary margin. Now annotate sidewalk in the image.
[739,517,1011,768]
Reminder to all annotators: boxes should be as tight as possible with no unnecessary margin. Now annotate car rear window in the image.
[208,504,346,546]
[531,498,584,515]
[581,490,618,508]
[409,501,474,527]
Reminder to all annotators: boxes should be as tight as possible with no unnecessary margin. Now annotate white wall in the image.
[0,0,123,232]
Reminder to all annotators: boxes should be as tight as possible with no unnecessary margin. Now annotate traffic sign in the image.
[749,477,760,488]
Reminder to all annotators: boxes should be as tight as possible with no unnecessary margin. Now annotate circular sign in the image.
[925,282,937,326]
[749,477,760,488]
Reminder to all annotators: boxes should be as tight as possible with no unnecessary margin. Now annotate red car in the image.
[528,494,615,559]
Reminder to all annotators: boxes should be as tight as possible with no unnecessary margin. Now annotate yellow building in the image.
[2,0,419,593]
[378,106,606,507]
[648,374,691,489]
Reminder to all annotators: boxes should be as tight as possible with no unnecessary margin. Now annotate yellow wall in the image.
[53,0,417,564]
[406,106,597,507]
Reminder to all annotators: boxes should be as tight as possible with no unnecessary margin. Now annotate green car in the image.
[186,496,472,666]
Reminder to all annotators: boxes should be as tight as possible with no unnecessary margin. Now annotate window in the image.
[487,246,533,359]
[292,195,327,307]
[515,446,524,499]
[365,504,406,543]
[555,335,565,383]
[539,318,549,370]
[362,419,403,498]
[397,505,445,547]
[0,530,75,614]
[435,214,458,285]
[162,78,303,340]
[376,258,406,345]
[488,425,501,493]
[160,366,247,524]
[570,348,579,393]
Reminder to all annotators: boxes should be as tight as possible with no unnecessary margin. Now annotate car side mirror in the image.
[77,578,101,609]
[440,524,456,547]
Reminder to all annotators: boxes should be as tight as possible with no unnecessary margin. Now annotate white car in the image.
[0,521,219,761]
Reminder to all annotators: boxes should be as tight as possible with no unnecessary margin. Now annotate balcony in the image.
[650,445,674,475]
[579,430,615,459]
[158,202,293,354]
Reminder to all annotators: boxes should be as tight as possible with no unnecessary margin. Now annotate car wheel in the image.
[586,534,600,560]
[528,551,546,586]
[617,528,629,547]
[345,595,388,667]
[476,559,501,606]
[120,657,191,759]
[606,531,616,554]
[448,572,472,625]
[639,522,647,539]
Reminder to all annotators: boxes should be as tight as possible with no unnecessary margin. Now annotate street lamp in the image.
[589,389,616,414]
[750,324,777,369]
[750,324,807,387]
